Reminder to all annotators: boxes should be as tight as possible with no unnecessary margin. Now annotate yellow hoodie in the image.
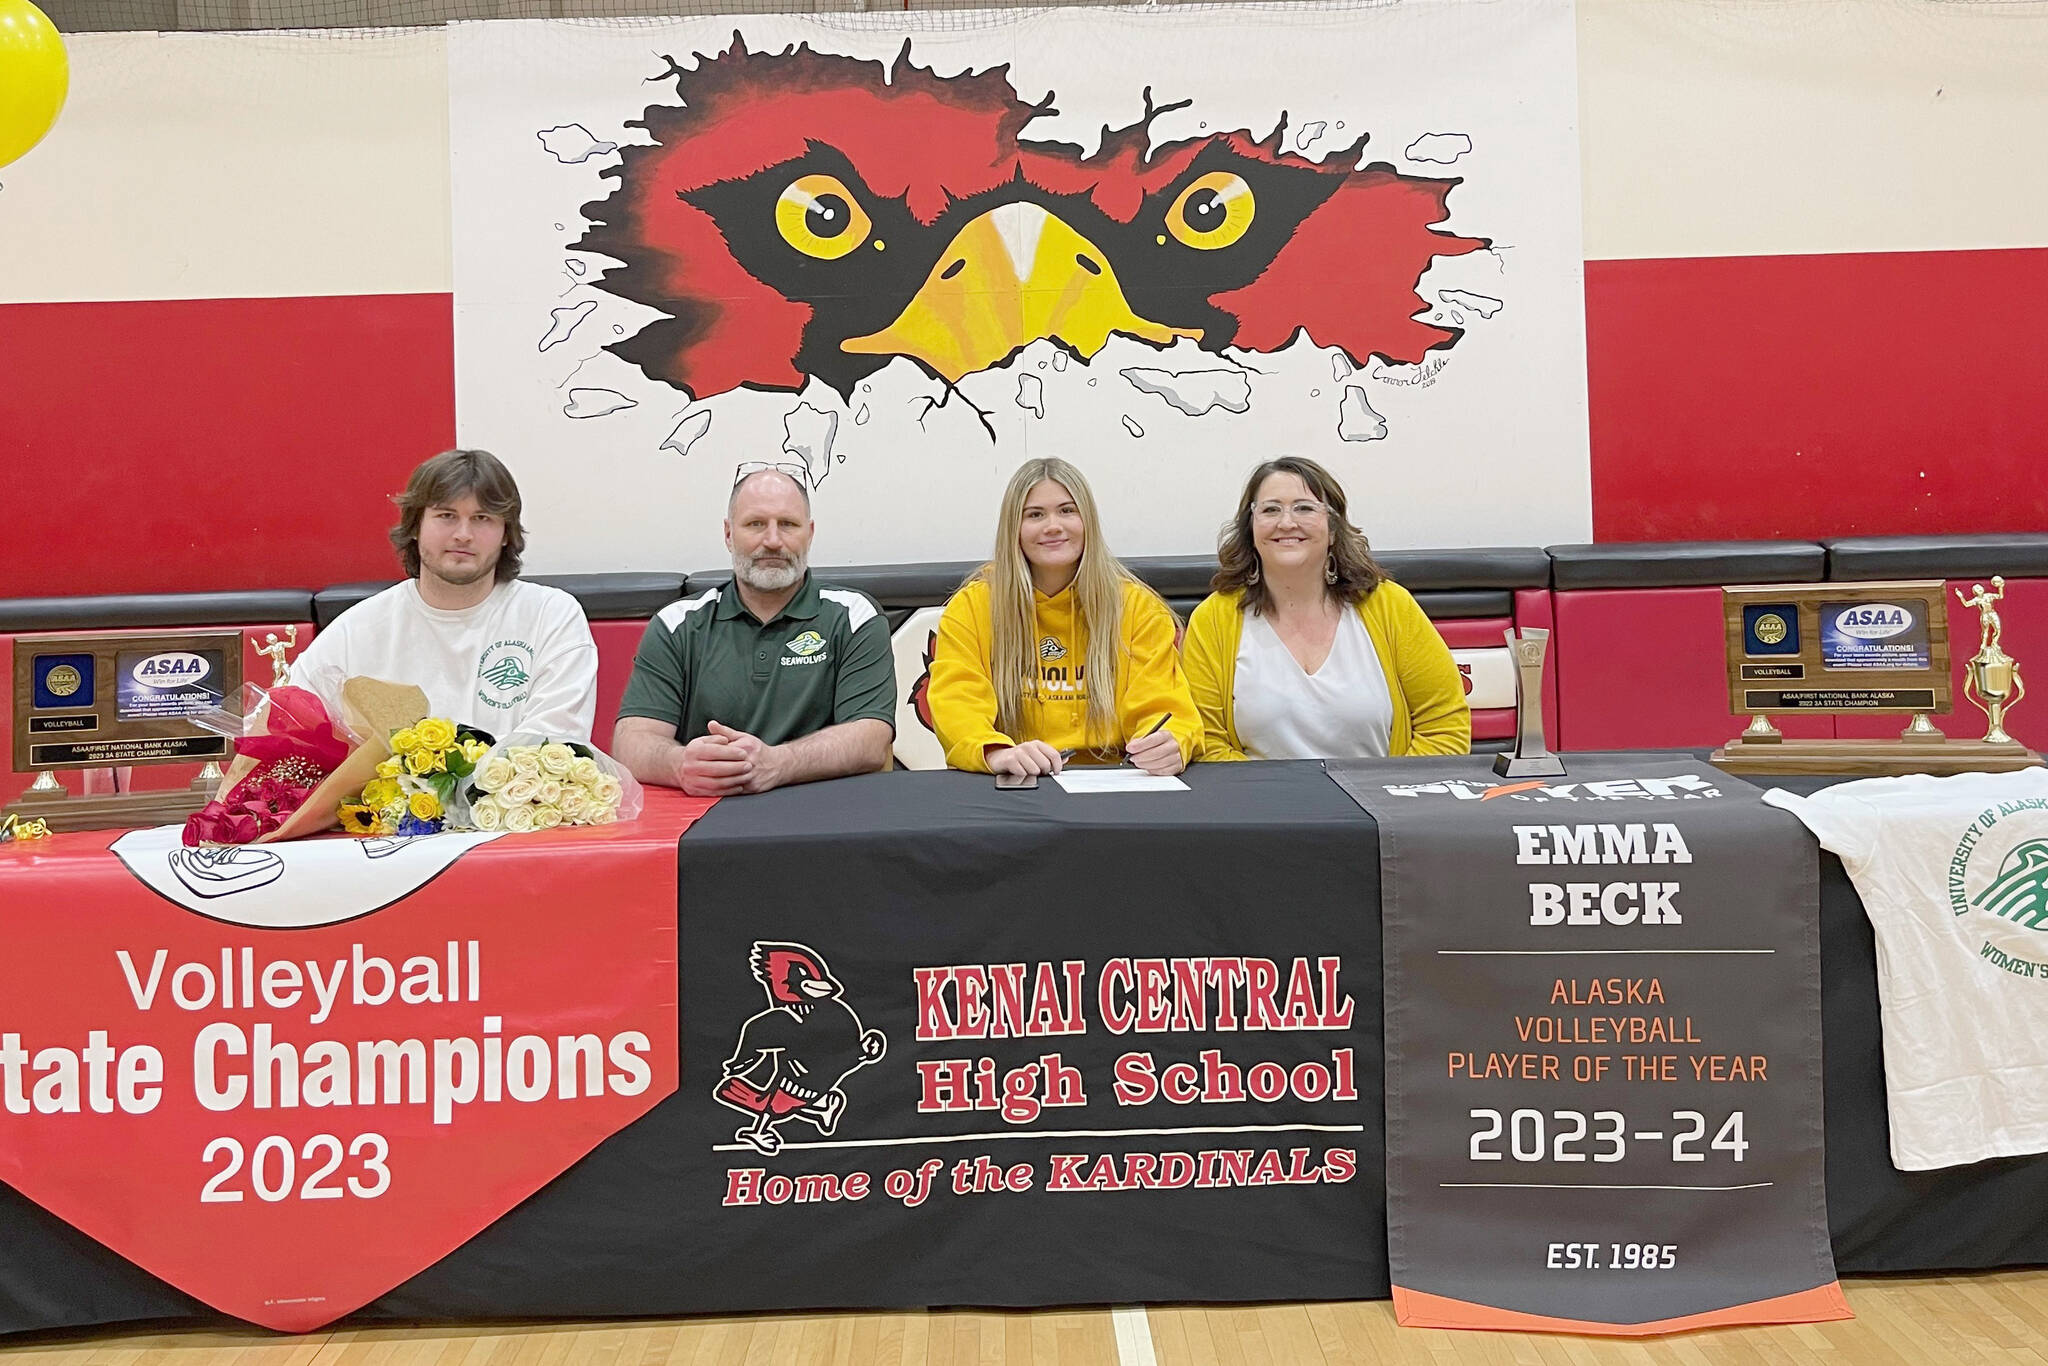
[930,577,1203,772]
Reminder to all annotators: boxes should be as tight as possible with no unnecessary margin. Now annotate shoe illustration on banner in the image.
[361,832,446,860]
[110,825,506,928]
[165,846,286,899]
[714,942,887,1155]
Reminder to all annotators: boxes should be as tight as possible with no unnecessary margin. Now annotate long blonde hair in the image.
[978,458,1137,749]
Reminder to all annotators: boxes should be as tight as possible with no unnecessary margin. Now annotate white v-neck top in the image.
[1232,608,1394,759]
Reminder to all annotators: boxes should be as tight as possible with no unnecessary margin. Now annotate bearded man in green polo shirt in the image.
[613,467,896,796]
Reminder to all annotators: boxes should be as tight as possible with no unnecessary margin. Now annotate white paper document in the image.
[1052,771,1190,795]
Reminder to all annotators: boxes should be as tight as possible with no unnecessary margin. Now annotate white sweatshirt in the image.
[290,579,598,742]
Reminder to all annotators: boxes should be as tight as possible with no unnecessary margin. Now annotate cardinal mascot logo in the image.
[715,941,887,1154]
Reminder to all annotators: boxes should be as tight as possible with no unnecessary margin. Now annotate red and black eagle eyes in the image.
[775,173,876,259]
[1165,170,1257,250]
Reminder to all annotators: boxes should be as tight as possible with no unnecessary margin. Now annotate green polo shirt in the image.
[617,574,896,745]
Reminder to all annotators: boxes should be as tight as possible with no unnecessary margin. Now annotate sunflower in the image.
[337,804,380,836]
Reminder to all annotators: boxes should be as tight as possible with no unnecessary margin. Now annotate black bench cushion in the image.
[1548,541,1825,590]
[315,574,687,628]
[1826,535,2048,582]
[1163,589,1510,621]
[749,548,1551,612]
[1131,550,1548,595]
[1375,547,1551,590]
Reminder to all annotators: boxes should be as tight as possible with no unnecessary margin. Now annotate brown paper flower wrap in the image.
[195,678,428,845]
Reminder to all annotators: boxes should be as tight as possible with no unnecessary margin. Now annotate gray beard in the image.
[735,552,804,592]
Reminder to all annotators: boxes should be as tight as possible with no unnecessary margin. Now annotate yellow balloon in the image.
[0,0,67,170]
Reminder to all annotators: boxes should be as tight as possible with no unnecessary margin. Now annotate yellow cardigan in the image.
[930,577,1203,771]
[1181,582,1471,761]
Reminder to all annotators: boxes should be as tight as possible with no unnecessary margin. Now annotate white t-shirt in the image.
[1232,607,1394,760]
[291,579,598,743]
[1764,769,2048,1169]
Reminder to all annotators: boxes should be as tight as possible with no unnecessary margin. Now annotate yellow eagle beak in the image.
[841,202,1199,381]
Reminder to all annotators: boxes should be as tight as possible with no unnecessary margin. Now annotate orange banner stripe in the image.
[1392,1281,1852,1336]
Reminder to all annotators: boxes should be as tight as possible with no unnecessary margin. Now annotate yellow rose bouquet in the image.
[462,734,640,833]
[336,719,495,838]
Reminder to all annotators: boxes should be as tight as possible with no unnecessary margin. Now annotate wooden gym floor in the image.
[5,1271,2048,1366]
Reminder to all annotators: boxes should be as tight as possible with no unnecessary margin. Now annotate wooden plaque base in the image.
[1711,735,2045,778]
[3,780,212,834]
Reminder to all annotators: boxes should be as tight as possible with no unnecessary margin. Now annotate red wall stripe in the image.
[1,293,455,597]
[1586,246,2048,543]
[7,247,2046,605]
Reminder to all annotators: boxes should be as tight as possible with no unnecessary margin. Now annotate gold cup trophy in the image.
[1958,577,2026,744]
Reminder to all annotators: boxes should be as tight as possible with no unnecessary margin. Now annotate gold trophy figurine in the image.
[256,626,299,688]
[1957,577,2025,744]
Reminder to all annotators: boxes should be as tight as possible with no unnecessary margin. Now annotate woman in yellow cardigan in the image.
[930,458,1202,777]
[1182,457,1469,760]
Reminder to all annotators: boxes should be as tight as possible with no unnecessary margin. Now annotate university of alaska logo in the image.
[1039,636,1068,661]
[714,941,887,1155]
[1947,798,2048,979]
[1974,841,2048,928]
[783,630,826,657]
[476,640,534,709]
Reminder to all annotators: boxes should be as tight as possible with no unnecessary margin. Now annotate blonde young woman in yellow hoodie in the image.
[930,458,1202,777]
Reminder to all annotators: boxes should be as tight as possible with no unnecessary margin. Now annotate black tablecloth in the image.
[1,762,2044,1335]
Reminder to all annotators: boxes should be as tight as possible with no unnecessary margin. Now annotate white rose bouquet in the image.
[460,733,642,832]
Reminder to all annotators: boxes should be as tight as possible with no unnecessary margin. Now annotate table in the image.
[0,762,2045,1335]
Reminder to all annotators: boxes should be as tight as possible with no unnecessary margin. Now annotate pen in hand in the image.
[1123,713,1173,768]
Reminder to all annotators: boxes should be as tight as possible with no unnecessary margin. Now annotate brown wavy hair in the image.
[1213,457,1386,615]
[389,449,525,583]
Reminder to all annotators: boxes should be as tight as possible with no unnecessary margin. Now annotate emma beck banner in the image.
[0,797,704,1332]
[1335,756,1848,1334]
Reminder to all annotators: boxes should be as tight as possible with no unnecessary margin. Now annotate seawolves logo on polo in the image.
[1381,773,1724,803]
[780,630,829,665]
[1951,798,2048,978]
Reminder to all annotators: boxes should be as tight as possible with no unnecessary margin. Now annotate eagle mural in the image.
[576,38,1488,404]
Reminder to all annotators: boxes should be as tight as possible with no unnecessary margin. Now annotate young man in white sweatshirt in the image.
[289,449,598,742]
